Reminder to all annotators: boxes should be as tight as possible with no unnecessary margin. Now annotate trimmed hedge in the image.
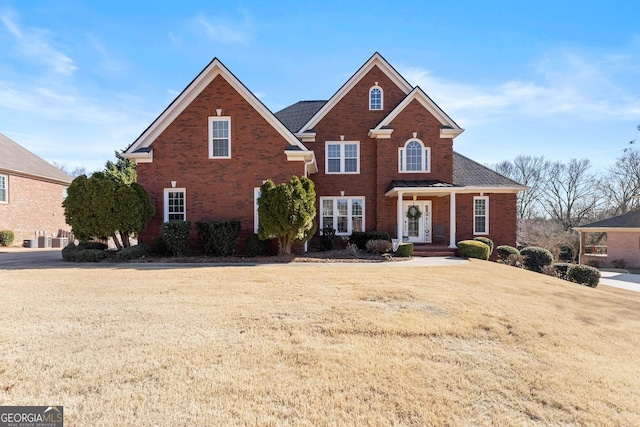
[245,233,268,257]
[0,230,15,246]
[553,263,571,279]
[520,246,554,272]
[457,240,490,260]
[348,231,391,250]
[395,242,413,257]
[162,221,192,256]
[116,245,147,261]
[62,242,108,262]
[151,235,168,255]
[497,245,519,262]
[195,220,241,257]
[473,236,494,255]
[366,239,393,254]
[74,249,108,262]
[567,264,600,288]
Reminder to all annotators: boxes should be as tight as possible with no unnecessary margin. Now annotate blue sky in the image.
[1,0,638,173]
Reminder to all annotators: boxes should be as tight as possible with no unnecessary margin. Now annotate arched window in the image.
[369,86,383,110]
[399,139,430,173]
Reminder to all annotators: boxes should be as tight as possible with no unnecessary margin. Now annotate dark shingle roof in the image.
[386,180,456,193]
[453,152,524,187]
[275,101,327,133]
[577,211,640,229]
[0,133,72,183]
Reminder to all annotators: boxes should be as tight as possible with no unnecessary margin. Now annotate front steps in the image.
[411,244,457,257]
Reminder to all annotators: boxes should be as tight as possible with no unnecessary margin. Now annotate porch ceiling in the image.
[385,179,459,197]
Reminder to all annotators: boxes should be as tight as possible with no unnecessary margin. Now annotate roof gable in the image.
[0,133,72,184]
[371,87,463,138]
[297,53,413,134]
[125,58,311,155]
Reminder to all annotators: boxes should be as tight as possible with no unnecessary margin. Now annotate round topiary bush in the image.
[496,245,519,262]
[566,264,600,288]
[520,246,553,272]
[0,230,15,246]
[457,240,490,260]
[473,236,494,255]
[395,242,413,257]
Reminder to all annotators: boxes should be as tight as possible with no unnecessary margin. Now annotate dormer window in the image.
[399,139,430,173]
[369,86,383,110]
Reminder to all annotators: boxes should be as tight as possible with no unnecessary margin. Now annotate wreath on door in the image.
[407,205,422,219]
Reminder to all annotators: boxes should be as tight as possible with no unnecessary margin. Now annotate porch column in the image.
[449,192,457,248]
[397,191,404,241]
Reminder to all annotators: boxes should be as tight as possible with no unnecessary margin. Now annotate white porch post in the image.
[449,192,457,248]
[397,191,404,241]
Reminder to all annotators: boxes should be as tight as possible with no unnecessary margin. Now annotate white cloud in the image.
[192,13,249,44]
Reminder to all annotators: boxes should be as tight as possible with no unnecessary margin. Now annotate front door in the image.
[403,201,432,243]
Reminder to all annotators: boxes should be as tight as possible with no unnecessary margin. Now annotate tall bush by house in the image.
[196,220,241,256]
[162,221,192,256]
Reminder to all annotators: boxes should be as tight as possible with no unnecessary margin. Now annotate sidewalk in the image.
[598,270,640,293]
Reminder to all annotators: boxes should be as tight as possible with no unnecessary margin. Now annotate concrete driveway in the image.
[0,248,66,269]
[599,270,640,293]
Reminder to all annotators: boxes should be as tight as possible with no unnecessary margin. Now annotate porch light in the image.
[171,181,177,188]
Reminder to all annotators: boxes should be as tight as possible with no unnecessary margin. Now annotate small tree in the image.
[257,176,316,254]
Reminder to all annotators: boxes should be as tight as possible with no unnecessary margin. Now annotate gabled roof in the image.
[453,152,525,188]
[297,52,413,134]
[124,58,312,157]
[574,210,640,231]
[275,101,327,133]
[370,87,464,139]
[0,133,72,184]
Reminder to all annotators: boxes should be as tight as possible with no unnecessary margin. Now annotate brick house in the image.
[124,53,525,252]
[0,133,73,245]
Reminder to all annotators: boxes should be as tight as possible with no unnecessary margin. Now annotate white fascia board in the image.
[122,150,153,164]
[295,132,316,143]
[385,187,459,197]
[285,150,318,174]
[368,128,393,139]
[126,58,310,155]
[298,53,413,134]
[573,227,640,233]
[454,186,527,194]
[440,128,465,139]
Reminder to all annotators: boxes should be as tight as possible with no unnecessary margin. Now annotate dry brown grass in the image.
[1,260,640,426]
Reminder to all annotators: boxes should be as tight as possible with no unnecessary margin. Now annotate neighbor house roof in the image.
[0,133,72,184]
[275,100,327,133]
[574,210,640,232]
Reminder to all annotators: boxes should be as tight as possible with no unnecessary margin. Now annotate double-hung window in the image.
[164,188,186,222]
[399,139,430,173]
[209,116,231,158]
[474,196,489,235]
[326,142,359,174]
[321,197,364,235]
[0,174,6,203]
[369,86,383,110]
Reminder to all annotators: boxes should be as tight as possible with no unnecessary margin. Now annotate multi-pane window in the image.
[164,189,186,222]
[326,142,359,174]
[369,86,383,110]
[209,117,231,158]
[321,197,364,235]
[399,139,430,173]
[0,174,6,203]
[474,196,489,235]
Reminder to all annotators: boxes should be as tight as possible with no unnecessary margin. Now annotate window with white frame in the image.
[0,174,6,203]
[164,188,186,222]
[474,196,489,235]
[369,86,383,110]
[208,116,231,158]
[399,139,430,173]
[326,142,359,174]
[321,197,364,235]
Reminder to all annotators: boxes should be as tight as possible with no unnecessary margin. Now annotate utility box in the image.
[52,237,68,248]
[37,235,52,248]
[23,239,37,248]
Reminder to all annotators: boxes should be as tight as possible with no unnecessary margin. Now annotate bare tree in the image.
[494,155,548,219]
[53,161,89,178]
[602,142,640,215]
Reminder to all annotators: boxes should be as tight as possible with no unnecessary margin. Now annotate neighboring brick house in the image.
[124,53,525,252]
[0,133,72,245]
[574,211,640,268]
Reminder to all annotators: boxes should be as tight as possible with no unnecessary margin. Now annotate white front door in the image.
[403,201,432,243]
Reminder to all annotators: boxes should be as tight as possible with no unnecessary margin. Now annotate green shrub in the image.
[195,220,241,256]
[497,245,519,262]
[62,243,78,261]
[612,259,627,269]
[77,241,108,250]
[473,236,494,255]
[151,235,168,255]
[0,230,15,246]
[162,221,192,256]
[520,246,554,272]
[320,226,336,251]
[366,239,393,254]
[245,233,268,257]
[349,231,391,250]
[116,245,147,261]
[553,263,571,279]
[567,264,600,288]
[457,240,490,260]
[395,242,413,257]
[74,249,107,262]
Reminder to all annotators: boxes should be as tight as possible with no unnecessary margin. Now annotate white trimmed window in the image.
[208,116,231,158]
[399,139,430,173]
[0,174,6,203]
[326,142,359,174]
[369,86,383,110]
[321,197,364,235]
[474,196,489,235]
[164,188,186,222]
